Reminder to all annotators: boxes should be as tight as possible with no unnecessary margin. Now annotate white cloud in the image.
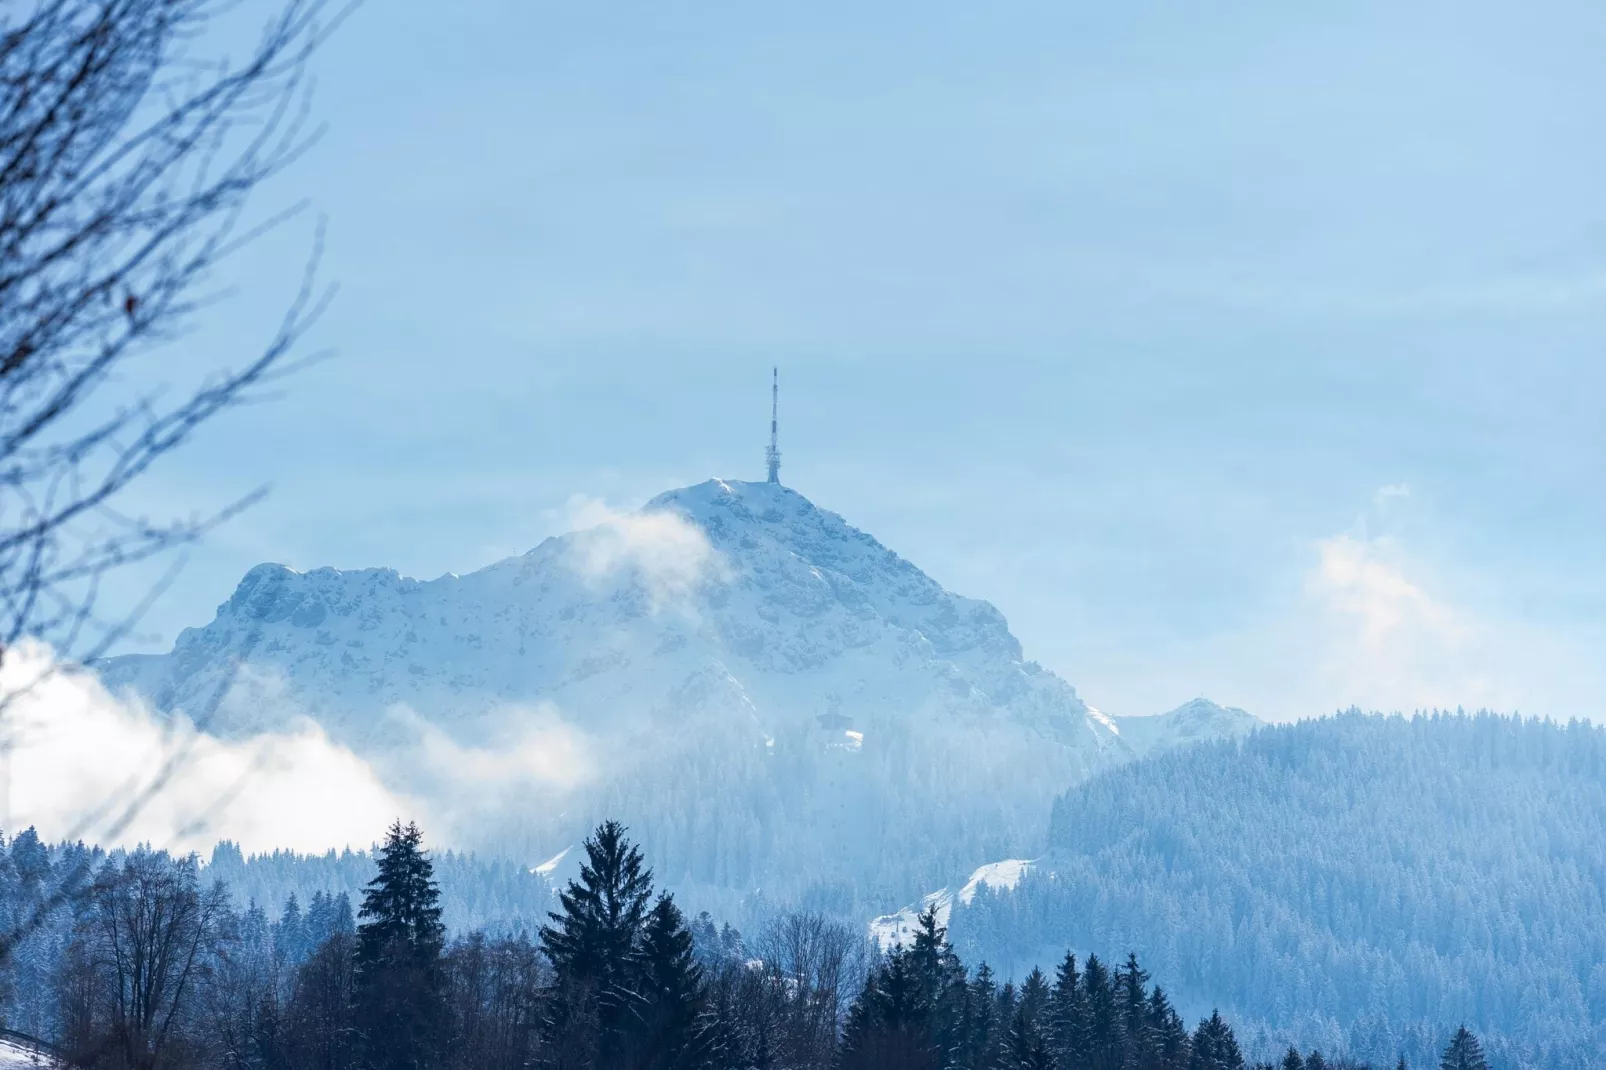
[1310,533,1467,655]
[380,702,595,802]
[1292,526,1603,719]
[561,495,722,606]
[0,641,411,854]
[0,638,610,858]
[1300,531,1484,712]
[1141,484,1606,723]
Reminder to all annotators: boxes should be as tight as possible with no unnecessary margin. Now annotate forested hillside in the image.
[949,712,1606,1068]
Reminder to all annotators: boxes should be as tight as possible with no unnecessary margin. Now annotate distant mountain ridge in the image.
[98,479,1252,915]
[1111,697,1259,757]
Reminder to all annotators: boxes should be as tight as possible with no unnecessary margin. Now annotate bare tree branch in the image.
[0,0,354,970]
[0,0,352,664]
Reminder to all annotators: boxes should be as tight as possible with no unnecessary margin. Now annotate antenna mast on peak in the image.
[765,367,782,484]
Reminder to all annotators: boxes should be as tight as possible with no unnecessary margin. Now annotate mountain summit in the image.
[98,480,1188,909]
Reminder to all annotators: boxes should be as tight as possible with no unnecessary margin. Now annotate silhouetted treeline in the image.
[0,821,1485,1069]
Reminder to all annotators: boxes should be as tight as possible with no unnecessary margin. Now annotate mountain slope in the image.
[99,479,1127,909]
[946,711,1606,1067]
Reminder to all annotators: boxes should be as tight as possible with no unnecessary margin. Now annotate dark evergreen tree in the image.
[1082,954,1125,1070]
[907,904,967,1065]
[1046,951,1085,1069]
[1017,967,1049,1023]
[1280,1046,1305,1070]
[1147,987,1191,1070]
[957,961,1004,1070]
[837,947,940,1070]
[1002,969,1053,1070]
[352,820,447,1070]
[628,893,710,1070]
[540,820,655,1069]
[1438,1027,1487,1070]
[1187,1011,1244,1070]
[1119,952,1153,1067]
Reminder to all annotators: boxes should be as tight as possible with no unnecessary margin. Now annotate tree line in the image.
[0,820,1489,1069]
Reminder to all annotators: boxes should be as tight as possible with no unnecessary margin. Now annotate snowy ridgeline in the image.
[95,478,1256,915]
[940,711,1606,1069]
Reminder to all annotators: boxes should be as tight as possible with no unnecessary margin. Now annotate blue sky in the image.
[118,0,1606,721]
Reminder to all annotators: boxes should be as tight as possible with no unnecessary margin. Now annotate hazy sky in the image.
[115,0,1606,722]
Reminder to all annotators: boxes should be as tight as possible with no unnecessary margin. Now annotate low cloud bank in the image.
[1,641,412,854]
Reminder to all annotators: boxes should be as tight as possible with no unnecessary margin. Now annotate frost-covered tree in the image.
[952,711,1606,1066]
[276,892,310,968]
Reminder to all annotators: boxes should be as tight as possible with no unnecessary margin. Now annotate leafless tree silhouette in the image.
[0,0,352,972]
[0,0,348,666]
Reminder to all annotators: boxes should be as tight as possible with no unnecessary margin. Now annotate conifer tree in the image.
[540,820,655,1068]
[1147,987,1191,1070]
[1082,954,1125,1070]
[1046,951,1085,1068]
[837,948,940,1070]
[1017,967,1050,1023]
[1280,1046,1305,1070]
[1438,1027,1487,1070]
[277,892,310,969]
[958,962,1004,1070]
[352,820,446,1070]
[306,890,338,946]
[1187,1011,1244,1070]
[1002,971,1053,1070]
[629,893,710,1070]
[1119,952,1153,1066]
[907,903,967,1064]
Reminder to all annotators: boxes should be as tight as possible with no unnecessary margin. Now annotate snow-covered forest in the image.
[949,712,1606,1067]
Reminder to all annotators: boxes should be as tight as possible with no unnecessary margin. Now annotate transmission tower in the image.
[765,367,781,484]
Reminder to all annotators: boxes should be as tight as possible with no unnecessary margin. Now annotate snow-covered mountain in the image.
[96,479,1236,914]
[1110,697,1259,758]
